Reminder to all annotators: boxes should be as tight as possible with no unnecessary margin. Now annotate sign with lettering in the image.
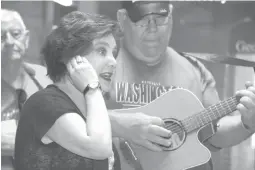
[228,20,255,55]
[235,40,255,54]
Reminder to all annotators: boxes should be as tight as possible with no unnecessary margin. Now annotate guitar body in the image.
[114,89,212,170]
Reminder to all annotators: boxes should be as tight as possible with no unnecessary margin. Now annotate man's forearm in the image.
[209,113,253,148]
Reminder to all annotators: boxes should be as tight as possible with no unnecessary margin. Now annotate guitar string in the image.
[163,99,237,135]
[191,97,237,124]
[181,97,237,132]
[167,98,237,134]
[190,96,236,122]
[162,98,237,134]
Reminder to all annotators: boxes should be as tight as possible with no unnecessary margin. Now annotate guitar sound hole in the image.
[158,118,186,151]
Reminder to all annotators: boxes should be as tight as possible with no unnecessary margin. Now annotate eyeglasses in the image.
[135,15,171,27]
[1,29,28,43]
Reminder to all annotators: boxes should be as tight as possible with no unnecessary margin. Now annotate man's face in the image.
[122,5,173,65]
[80,34,117,93]
[1,16,29,70]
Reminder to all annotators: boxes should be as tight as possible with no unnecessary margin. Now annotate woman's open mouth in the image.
[99,72,113,82]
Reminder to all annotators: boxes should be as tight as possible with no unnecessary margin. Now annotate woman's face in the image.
[81,34,117,93]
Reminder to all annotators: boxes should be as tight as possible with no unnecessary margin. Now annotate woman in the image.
[14,11,120,170]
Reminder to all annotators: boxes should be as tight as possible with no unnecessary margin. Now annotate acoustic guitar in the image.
[114,88,241,170]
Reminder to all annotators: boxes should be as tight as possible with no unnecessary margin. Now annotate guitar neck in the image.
[182,95,241,133]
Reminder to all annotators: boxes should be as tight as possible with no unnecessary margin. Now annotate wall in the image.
[78,0,98,15]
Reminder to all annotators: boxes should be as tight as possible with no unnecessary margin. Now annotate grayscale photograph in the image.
[1,1,255,170]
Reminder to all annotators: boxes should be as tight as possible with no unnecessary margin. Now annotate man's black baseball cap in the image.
[121,1,171,22]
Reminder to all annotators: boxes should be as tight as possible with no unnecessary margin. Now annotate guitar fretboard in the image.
[181,96,240,133]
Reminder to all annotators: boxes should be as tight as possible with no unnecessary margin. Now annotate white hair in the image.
[1,9,27,31]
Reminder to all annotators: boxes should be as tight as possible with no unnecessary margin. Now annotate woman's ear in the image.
[117,9,127,32]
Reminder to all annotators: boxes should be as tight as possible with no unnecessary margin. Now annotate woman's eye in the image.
[97,47,107,56]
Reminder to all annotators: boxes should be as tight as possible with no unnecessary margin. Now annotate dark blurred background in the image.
[1,1,255,170]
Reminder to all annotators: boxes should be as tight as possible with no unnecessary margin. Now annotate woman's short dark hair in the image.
[41,11,120,82]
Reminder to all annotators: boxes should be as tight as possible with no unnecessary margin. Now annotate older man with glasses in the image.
[1,9,52,170]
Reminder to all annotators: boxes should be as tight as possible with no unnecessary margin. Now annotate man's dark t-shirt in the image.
[14,85,120,170]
